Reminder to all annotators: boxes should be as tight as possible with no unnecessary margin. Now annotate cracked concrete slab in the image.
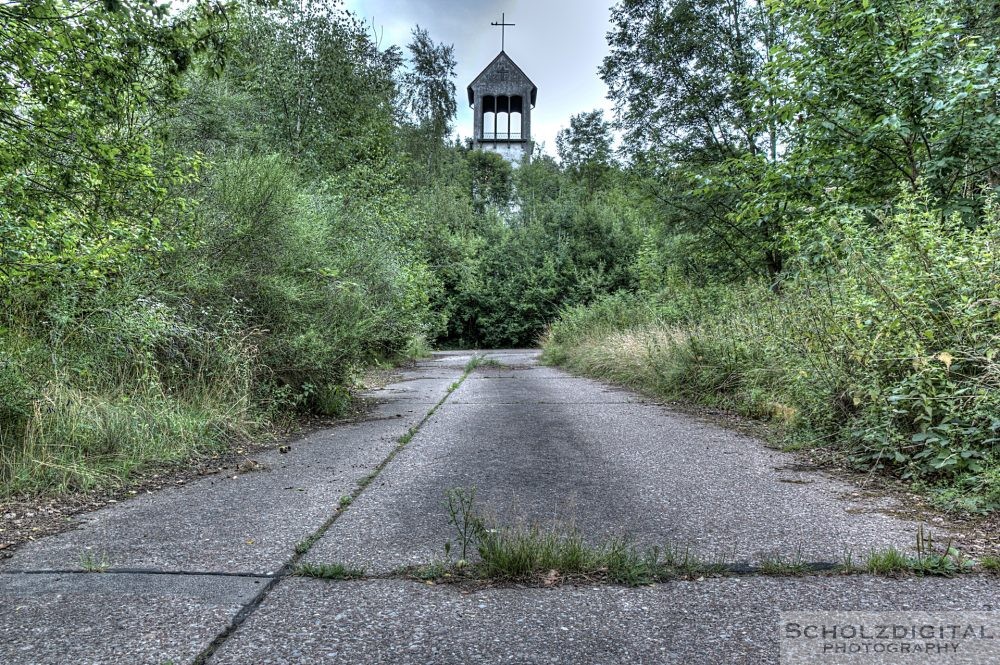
[305,359,936,573]
[451,374,645,404]
[422,351,481,369]
[2,374,461,576]
[1,572,261,665]
[207,576,1000,664]
[366,377,462,404]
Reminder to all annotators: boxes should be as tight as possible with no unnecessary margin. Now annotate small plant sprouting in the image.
[463,354,504,373]
[463,355,484,373]
[79,550,110,572]
[439,487,728,586]
[861,526,975,577]
[409,560,451,581]
[295,534,319,555]
[865,547,913,575]
[910,525,975,576]
[295,563,365,580]
[357,471,378,489]
[338,495,353,508]
[757,549,811,576]
[445,486,482,562]
[979,555,1000,572]
[839,549,861,574]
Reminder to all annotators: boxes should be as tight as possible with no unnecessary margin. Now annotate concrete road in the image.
[2,350,997,665]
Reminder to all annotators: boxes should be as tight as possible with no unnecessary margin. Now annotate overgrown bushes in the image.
[0,152,432,495]
[0,1,437,497]
[541,0,1000,512]
[429,152,644,349]
[0,280,263,494]
[544,197,1000,511]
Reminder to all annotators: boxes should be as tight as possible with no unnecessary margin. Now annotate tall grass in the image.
[0,155,432,497]
[0,292,262,495]
[544,198,1000,511]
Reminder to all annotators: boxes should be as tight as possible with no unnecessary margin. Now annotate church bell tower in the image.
[468,14,537,164]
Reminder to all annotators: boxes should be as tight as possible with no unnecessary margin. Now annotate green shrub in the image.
[170,154,430,408]
[544,195,1000,509]
[0,153,434,496]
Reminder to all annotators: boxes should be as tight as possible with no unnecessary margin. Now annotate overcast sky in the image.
[342,0,616,156]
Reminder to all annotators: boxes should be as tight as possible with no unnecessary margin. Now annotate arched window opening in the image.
[509,112,522,140]
[497,112,510,139]
[495,96,510,140]
[482,95,497,140]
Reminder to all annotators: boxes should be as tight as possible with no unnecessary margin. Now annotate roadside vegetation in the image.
[2,1,437,495]
[543,0,1000,513]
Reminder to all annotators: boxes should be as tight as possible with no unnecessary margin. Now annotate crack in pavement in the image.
[446,401,650,405]
[297,560,848,582]
[187,366,473,665]
[0,561,841,585]
[0,568,276,579]
[6,558,994,594]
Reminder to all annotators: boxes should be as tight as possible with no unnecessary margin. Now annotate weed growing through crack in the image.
[295,563,365,580]
[474,522,597,580]
[660,544,728,577]
[439,486,730,586]
[432,490,991,587]
[758,549,812,576]
[865,547,914,575]
[339,495,352,508]
[463,355,485,373]
[445,486,480,561]
[407,560,452,581]
[601,536,659,585]
[910,525,976,576]
[464,354,505,373]
[79,550,110,572]
[861,528,975,577]
[838,549,860,574]
[980,556,1000,572]
[295,535,319,555]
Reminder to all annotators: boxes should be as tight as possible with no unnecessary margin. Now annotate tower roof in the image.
[467,51,537,108]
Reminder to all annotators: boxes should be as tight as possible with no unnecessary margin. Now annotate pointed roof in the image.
[467,51,537,108]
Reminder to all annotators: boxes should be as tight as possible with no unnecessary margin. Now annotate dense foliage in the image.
[0,0,435,494]
[545,0,1000,511]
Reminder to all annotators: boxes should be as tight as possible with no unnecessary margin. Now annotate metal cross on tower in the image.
[491,13,515,52]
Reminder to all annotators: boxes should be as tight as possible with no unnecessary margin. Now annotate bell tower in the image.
[468,15,537,164]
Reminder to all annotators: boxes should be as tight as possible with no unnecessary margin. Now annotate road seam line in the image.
[0,568,276,579]
[189,366,473,665]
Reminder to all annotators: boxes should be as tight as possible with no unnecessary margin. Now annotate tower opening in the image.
[467,48,537,165]
[482,95,497,139]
